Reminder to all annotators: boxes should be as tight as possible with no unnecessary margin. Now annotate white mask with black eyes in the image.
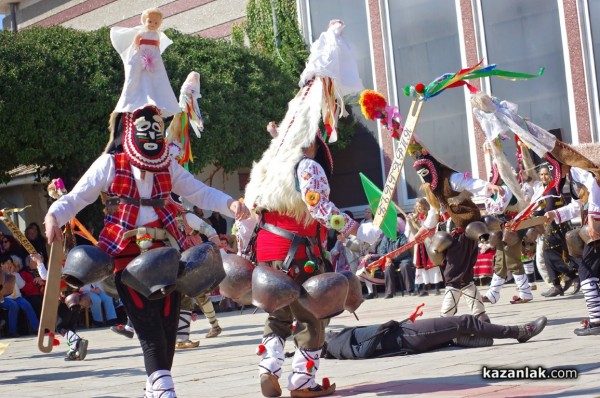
[124,106,171,171]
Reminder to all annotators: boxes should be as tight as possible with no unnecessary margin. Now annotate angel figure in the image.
[110,7,180,117]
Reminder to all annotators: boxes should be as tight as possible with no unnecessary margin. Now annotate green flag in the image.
[359,172,397,240]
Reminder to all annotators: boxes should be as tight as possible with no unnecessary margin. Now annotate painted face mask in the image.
[413,155,440,190]
[123,106,170,171]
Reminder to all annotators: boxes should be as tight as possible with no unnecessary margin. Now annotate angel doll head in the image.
[141,8,163,31]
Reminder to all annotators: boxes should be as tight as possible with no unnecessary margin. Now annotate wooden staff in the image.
[365,228,435,272]
[508,215,547,231]
[37,241,65,353]
[373,99,425,229]
[0,207,37,255]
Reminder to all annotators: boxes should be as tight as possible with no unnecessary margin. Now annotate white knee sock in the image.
[581,277,600,324]
[197,294,220,329]
[288,348,321,390]
[485,274,506,304]
[149,370,176,398]
[461,283,486,317]
[177,310,192,341]
[514,273,533,300]
[258,334,285,378]
[440,287,461,317]
[523,259,536,285]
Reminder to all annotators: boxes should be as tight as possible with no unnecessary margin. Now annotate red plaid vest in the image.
[97,153,185,256]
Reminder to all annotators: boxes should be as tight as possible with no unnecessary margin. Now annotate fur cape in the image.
[244,78,326,224]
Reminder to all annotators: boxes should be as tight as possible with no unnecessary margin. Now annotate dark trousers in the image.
[56,302,80,333]
[580,241,600,281]
[444,233,477,289]
[384,261,415,296]
[544,246,573,284]
[389,315,519,354]
[115,271,181,376]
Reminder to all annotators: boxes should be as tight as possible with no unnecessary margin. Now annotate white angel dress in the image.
[110,26,180,117]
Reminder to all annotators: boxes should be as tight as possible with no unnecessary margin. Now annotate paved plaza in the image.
[1,284,599,398]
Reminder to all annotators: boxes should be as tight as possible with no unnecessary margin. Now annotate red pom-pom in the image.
[322,377,331,389]
[291,321,297,331]
[53,338,60,346]
[415,83,425,94]
[306,359,315,372]
[256,344,266,356]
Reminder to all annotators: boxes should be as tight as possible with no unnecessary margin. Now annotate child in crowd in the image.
[0,254,40,336]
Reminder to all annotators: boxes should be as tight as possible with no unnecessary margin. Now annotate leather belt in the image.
[123,227,168,240]
[105,197,166,207]
[260,222,320,273]
[122,227,180,251]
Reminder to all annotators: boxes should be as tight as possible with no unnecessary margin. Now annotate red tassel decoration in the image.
[306,359,315,372]
[322,377,331,389]
[409,303,426,323]
[47,332,60,346]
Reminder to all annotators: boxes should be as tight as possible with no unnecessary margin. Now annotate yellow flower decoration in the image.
[305,191,321,206]
[330,214,346,231]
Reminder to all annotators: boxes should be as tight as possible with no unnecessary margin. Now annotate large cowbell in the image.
[338,270,364,313]
[219,253,254,301]
[465,221,490,242]
[252,265,301,313]
[122,247,179,300]
[99,274,119,299]
[62,245,114,288]
[566,228,584,257]
[177,242,226,297]
[297,273,349,319]
[235,290,253,306]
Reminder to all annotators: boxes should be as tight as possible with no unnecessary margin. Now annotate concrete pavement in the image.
[1,284,599,397]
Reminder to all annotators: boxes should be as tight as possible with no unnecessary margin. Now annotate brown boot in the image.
[290,380,336,398]
[175,339,200,349]
[206,326,222,338]
[260,373,282,397]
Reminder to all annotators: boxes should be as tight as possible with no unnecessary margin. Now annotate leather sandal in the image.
[510,296,532,304]
[175,339,200,349]
[260,373,282,397]
[290,382,336,398]
[206,326,222,338]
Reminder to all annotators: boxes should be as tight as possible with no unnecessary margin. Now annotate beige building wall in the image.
[2,0,248,38]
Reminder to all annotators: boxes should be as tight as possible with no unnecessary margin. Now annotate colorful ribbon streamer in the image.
[405,61,545,100]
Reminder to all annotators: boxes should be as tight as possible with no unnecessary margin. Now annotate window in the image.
[584,0,600,141]
[303,0,383,207]
[385,0,471,200]
[480,0,571,142]
[307,0,378,139]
